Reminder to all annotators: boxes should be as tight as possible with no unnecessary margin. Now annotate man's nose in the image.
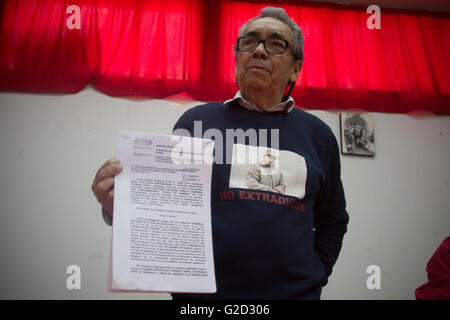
[253,42,268,58]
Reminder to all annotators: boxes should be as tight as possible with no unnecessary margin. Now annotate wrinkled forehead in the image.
[244,17,293,42]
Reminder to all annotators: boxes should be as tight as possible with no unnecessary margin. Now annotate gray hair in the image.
[234,7,304,62]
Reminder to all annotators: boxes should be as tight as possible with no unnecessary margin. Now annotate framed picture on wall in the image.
[339,112,375,156]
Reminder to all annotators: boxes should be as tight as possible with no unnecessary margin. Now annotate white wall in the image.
[0,86,448,299]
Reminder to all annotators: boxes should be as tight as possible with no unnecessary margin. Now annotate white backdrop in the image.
[0,86,448,299]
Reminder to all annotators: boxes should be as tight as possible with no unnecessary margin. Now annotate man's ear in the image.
[290,60,302,83]
[235,63,239,87]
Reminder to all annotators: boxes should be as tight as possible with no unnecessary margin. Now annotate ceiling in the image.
[305,0,450,12]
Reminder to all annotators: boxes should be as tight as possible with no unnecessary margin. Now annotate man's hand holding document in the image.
[110,131,216,294]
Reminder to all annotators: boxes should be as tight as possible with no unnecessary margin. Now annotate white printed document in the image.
[110,130,216,293]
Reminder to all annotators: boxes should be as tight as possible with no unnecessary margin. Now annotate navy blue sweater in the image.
[171,100,349,300]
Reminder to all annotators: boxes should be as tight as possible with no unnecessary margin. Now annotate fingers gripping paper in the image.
[110,131,216,293]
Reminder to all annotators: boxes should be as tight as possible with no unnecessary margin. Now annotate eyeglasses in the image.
[236,37,292,55]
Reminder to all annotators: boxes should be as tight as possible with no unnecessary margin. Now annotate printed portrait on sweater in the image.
[229,144,307,199]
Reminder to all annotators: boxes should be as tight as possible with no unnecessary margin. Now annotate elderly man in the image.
[92,7,349,300]
[246,149,286,194]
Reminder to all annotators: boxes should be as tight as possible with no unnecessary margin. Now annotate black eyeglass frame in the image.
[236,36,294,55]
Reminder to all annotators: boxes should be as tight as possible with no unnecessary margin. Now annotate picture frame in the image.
[339,112,375,156]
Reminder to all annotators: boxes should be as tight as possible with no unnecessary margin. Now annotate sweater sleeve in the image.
[172,108,195,136]
[102,207,113,226]
[313,133,349,286]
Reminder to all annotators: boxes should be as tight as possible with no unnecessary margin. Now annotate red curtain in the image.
[1,0,449,114]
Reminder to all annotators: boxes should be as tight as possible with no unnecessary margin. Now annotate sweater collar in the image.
[223,91,295,114]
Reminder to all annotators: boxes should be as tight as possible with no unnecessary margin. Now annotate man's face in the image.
[235,17,301,97]
[261,154,275,167]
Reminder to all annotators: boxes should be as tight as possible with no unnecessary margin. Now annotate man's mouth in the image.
[247,65,270,73]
